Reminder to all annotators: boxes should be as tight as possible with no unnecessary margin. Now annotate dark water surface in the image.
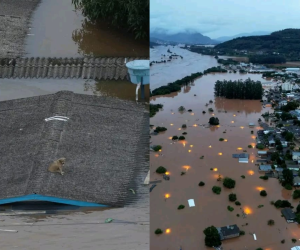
[0,79,149,102]
[150,73,300,250]
[25,0,148,57]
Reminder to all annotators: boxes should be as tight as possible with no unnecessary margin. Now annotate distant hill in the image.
[150,31,219,45]
[215,31,271,42]
[150,41,160,48]
[215,29,300,61]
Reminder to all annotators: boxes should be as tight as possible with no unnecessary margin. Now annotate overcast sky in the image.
[150,0,300,38]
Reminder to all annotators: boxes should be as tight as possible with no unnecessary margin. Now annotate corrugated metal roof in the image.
[239,158,248,163]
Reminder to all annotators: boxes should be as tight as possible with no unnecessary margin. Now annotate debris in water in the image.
[105,218,113,223]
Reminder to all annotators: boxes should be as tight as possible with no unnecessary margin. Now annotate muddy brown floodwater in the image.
[150,73,300,250]
[0,79,149,102]
[25,0,149,57]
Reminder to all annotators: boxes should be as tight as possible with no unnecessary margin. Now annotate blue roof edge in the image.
[0,194,109,207]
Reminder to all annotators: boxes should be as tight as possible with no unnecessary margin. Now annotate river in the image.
[150,46,300,250]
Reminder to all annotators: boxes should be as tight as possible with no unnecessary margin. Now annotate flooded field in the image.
[25,0,148,57]
[150,73,300,250]
[150,46,218,89]
[0,79,149,102]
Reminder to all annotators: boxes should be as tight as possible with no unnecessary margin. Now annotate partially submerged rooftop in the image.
[0,91,149,207]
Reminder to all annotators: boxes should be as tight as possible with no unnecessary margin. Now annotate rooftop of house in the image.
[292,151,300,156]
[0,91,149,207]
[259,165,272,171]
[218,224,240,237]
[281,208,296,220]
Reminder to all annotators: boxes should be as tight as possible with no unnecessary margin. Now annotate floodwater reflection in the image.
[25,0,148,57]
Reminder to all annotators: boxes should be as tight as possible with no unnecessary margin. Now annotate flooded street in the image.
[150,46,218,89]
[25,0,148,57]
[0,79,149,102]
[150,72,300,249]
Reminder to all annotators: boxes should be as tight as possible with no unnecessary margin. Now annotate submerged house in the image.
[217,225,240,240]
[0,91,148,209]
[281,208,296,223]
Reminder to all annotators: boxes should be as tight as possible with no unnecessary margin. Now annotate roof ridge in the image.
[25,92,74,194]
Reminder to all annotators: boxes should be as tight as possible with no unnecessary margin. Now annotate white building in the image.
[286,68,300,72]
[282,82,294,91]
[292,152,300,161]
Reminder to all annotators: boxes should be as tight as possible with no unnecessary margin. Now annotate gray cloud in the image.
[150,0,300,38]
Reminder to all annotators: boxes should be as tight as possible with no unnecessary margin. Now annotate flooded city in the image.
[150,47,300,249]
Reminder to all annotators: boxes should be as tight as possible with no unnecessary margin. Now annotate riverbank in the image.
[0,0,41,57]
[150,72,300,250]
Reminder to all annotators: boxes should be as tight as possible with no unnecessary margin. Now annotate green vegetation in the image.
[292,238,297,243]
[200,156,204,159]
[150,104,163,117]
[227,206,234,212]
[203,66,227,74]
[256,144,265,150]
[241,175,245,179]
[155,228,163,235]
[182,132,187,135]
[219,138,224,141]
[178,106,186,112]
[182,124,187,128]
[248,145,253,148]
[72,0,149,40]
[178,205,185,210]
[260,190,267,197]
[214,29,300,61]
[281,239,285,243]
[203,226,222,247]
[256,248,263,250]
[152,145,162,152]
[209,117,220,125]
[235,201,241,205]
[281,101,299,112]
[199,181,205,186]
[223,177,236,189]
[172,136,179,140]
[258,205,264,208]
[260,176,269,180]
[239,230,245,236]
[217,58,239,66]
[268,219,275,226]
[285,184,293,190]
[212,186,221,194]
[208,108,214,112]
[282,169,294,186]
[151,72,203,96]
[229,193,237,202]
[156,166,167,174]
[214,78,263,99]
[178,136,185,140]
[249,55,286,64]
[274,200,292,208]
[293,190,300,199]
[181,171,186,176]
[154,127,167,133]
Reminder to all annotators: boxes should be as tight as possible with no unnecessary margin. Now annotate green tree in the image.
[282,169,294,186]
[293,190,300,199]
[72,0,149,40]
[223,177,236,189]
[229,193,237,201]
[209,117,220,125]
[203,226,222,247]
